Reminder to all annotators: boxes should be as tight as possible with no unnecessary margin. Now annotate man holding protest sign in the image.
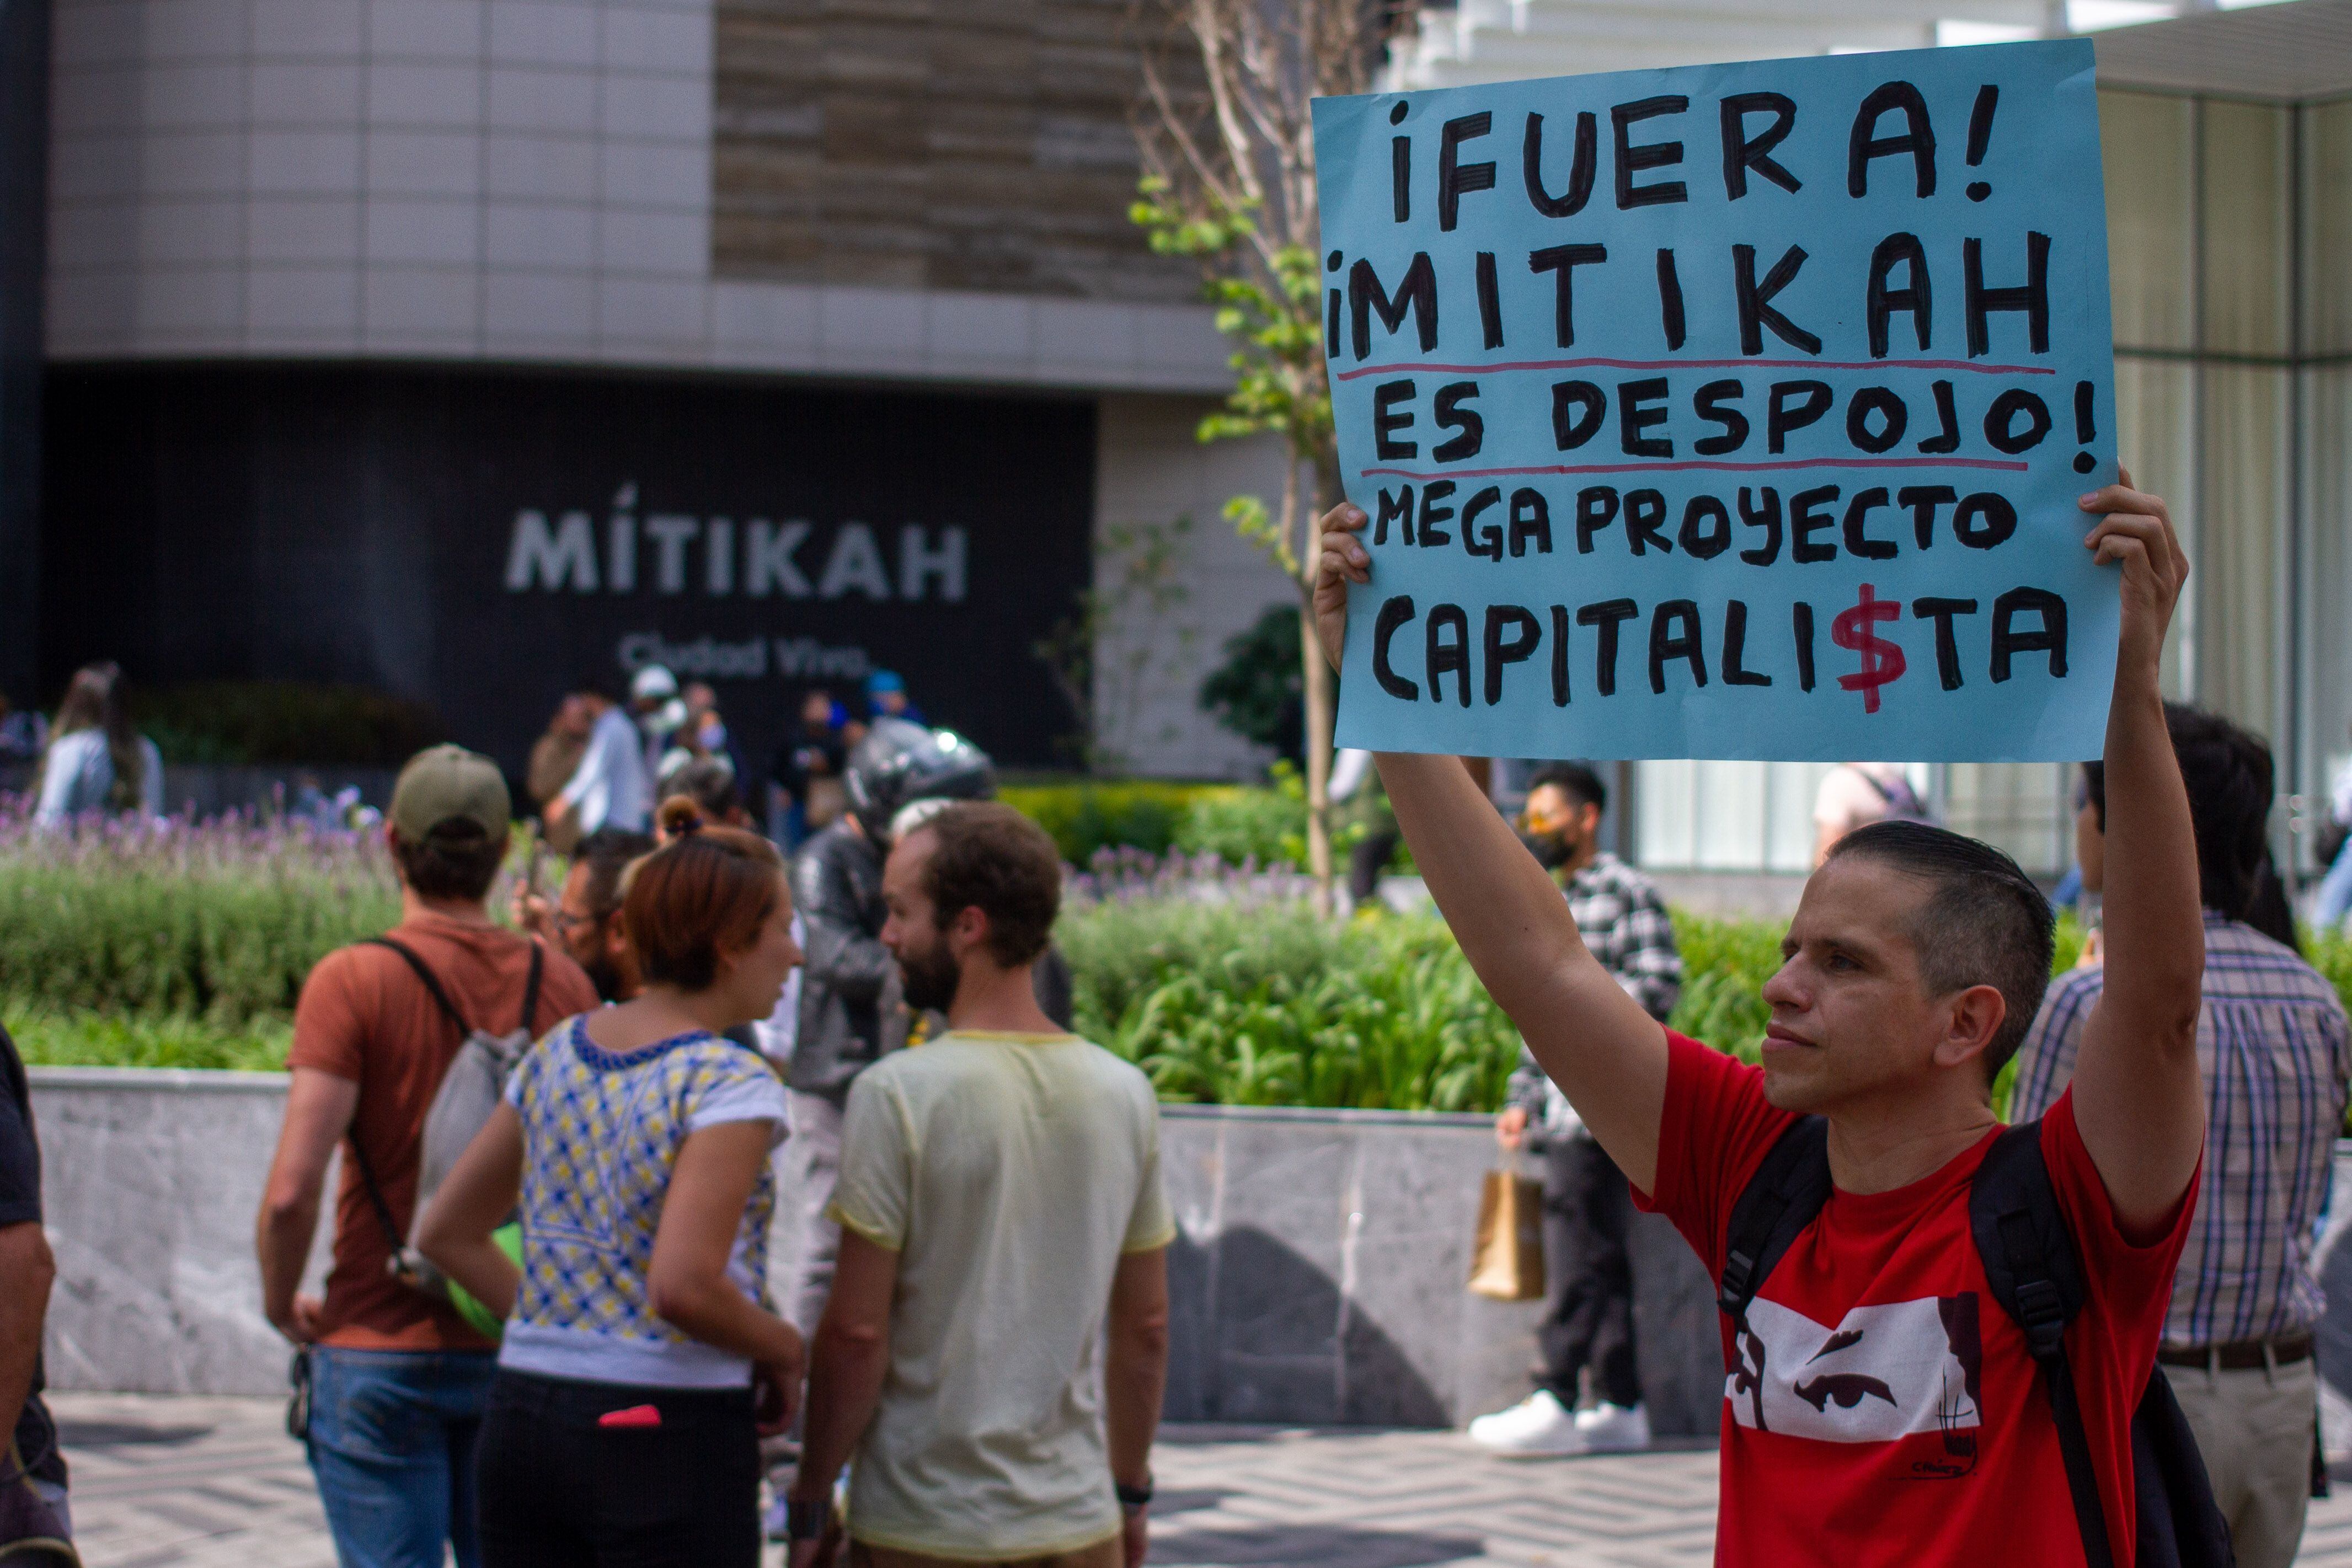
[1308,35,2215,1566]
[1318,469,2202,1562]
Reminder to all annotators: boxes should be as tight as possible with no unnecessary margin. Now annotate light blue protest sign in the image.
[1312,40,2115,762]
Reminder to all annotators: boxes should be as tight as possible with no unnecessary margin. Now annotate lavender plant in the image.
[0,805,399,1029]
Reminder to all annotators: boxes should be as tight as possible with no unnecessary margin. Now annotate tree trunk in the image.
[1297,593,1335,917]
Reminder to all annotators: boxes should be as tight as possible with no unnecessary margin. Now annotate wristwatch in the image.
[786,1497,832,1543]
[1115,1478,1154,1513]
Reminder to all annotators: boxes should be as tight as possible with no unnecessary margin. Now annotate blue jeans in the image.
[306,1346,499,1568]
[2314,848,2352,929]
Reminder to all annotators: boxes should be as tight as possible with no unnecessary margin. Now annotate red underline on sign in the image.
[1332,357,2058,382]
[1358,457,2033,479]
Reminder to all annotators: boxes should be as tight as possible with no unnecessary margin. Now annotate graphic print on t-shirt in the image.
[1729,1294,1984,1470]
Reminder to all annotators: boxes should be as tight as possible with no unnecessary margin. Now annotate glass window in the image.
[2201,100,2291,357]
[2305,99,2352,357]
[2197,365,2289,740]
[2300,368,2352,822]
[1635,759,1698,869]
[1944,763,2072,876]
[2112,355,2198,698]
[2100,91,2196,352]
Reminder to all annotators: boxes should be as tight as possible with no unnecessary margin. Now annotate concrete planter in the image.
[28,1067,1730,1430]
[1153,1104,1722,1434]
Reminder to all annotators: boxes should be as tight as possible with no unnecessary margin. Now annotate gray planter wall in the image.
[28,1067,1729,1428]
[1151,1105,1721,1434]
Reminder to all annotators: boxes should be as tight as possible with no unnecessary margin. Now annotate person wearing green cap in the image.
[255,745,600,1568]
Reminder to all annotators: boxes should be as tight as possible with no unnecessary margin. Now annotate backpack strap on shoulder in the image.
[364,935,471,1035]
[1970,1120,2115,1568]
[346,936,471,1255]
[516,941,544,1036]
[1719,1115,1833,1320]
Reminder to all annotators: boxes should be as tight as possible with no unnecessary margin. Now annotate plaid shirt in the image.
[1508,851,1683,1139]
[2009,913,2351,1348]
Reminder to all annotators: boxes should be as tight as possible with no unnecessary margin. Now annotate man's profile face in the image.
[555,862,628,1002]
[1522,784,1598,869]
[1758,856,1953,1114]
[881,831,960,1013]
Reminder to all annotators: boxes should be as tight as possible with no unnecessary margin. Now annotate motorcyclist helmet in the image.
[844,717,994,836]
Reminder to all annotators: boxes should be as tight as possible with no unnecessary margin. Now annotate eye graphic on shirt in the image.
[1793,1372,1897,1412]
[1727,1294,1984,1461]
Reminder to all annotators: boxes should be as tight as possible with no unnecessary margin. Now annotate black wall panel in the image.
[42,363,1096,776]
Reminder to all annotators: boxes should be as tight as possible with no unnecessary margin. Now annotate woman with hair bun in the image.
[418,794,804,1568]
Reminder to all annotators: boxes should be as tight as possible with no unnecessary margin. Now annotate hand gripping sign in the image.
[1312,40,2116,762]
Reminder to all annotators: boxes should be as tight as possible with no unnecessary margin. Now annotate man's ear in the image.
[948,903,991,958]
[1933,984,2008,1073]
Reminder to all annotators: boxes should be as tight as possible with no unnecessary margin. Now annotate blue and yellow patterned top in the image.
[497,1014,787,1388]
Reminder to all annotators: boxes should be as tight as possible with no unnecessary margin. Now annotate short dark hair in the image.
[2081,703,2273,921]
[660,758,740,822]
[1825,820,2056,1079]
[913,802,1063,967]
[575,826,655,919]
[1527,763,1606,815]
[391,820,509,903]
[623,800,785,991]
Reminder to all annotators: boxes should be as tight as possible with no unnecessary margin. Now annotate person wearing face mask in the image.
[1471,763,1681,1458]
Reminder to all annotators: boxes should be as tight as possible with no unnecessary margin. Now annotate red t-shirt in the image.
[1637,1032,2198,1568]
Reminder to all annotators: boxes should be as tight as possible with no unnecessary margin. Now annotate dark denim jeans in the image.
[306,1346,499,1568]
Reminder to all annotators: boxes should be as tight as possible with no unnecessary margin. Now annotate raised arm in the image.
[1314,506,1669,1192]
[2067,475,2203,1238]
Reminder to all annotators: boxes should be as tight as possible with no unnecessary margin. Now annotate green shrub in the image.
[11,997,291,1072]
[1199,604,1306,762]
[1061,889,1516,1111]
[1000,782,1223,864]
[0,817,398,1025]
[135,680,443,767]
[1169,780,1306,868]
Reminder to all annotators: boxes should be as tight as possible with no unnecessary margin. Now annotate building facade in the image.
[26,0,1295,781]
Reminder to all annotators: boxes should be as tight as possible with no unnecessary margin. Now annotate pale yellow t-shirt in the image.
[827,1030,1177,1560]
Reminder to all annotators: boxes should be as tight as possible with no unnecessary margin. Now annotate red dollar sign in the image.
[1831,583,1907,714]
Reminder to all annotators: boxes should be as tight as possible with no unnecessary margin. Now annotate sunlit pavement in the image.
[46,1391,2352,1567]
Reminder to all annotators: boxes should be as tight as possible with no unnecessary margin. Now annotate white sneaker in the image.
[1467,1389,1584,1457]
[1574,1400,1651,1452]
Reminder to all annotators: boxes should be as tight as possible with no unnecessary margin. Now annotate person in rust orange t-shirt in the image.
[256,745,596,1568]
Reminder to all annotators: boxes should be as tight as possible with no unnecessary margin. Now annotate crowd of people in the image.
[3,472,2352,1568]
[218,705,1169,1568]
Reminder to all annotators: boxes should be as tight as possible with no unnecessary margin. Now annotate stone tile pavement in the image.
[44,1392,2352,1567]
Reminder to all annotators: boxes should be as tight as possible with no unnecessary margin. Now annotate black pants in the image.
[477,1368,761,1568]
[1536,1134,1642,1408]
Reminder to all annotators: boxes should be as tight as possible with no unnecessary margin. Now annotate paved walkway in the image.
[44,1391,2352,1567]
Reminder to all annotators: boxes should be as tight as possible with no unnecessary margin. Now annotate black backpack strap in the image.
[343,1130,405,1253]
[1718,1115,1834,1320]
[1970,1121,2115,1568]
[364,935,472,1035]
[346,935,473,1253]
[516,941,544,1036]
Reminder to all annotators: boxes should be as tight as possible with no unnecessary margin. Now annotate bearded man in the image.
[786,803,1170,1568]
